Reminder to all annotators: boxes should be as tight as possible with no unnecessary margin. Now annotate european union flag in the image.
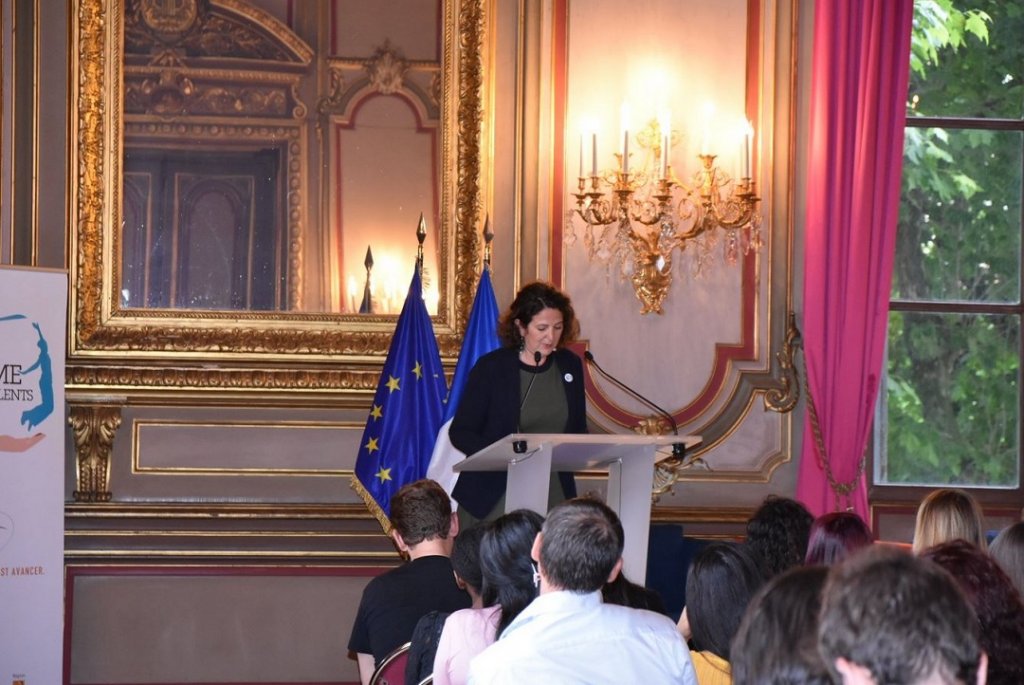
[427,265,501,496]
[351,267,447,532]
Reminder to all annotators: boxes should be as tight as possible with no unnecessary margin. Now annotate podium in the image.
[453,433,701,583]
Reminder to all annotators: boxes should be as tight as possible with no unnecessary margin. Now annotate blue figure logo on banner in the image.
[0,314,54,453]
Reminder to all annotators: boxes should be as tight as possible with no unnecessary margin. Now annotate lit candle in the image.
[620,102,631,174]
[658,108,671,179]
[579,134,584,178]
[742,119,754,179]
[347,276,358,313]
[591,133,597,177]
[700,101,715,156]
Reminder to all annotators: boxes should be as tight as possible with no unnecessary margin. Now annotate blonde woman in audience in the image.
[989,521,1024,597]
[911,487,987,554]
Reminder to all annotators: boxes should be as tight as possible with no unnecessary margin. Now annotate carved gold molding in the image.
[69,0,484,385]
[70,404,123,502]
[763,312,801,413]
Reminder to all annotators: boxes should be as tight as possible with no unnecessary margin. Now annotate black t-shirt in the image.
[348,555,471,664]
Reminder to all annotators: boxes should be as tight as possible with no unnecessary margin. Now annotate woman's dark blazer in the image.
[449,346,587,518]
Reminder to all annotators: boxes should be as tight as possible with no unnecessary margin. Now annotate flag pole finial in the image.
[359,245,374,314]
[482,215,494,267]
[416,213,427,275]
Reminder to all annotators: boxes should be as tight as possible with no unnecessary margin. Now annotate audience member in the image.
[432,510,543,685]
[348,479,471,684]
[989,521,1024,596]
[468,497,696,684]
[818,545,987,685]
[745,495,813,577]
[479,509,545,637]
[408,524,488,685]
[912,487,987,554]
[804,511,873,566]
[678,542,766,685]
[602,572,667,615]
[922,540,1024,685]
[731,565,830,685]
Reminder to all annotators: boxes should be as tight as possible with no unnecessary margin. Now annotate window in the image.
[877,0,1024,489]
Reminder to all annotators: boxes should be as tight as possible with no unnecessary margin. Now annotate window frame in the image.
[870,111,1024,507]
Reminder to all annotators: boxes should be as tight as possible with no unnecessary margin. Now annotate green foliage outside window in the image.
[882,0,1024,486]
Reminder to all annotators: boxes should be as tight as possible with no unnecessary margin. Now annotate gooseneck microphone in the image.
[584,350,687,458]
[513,350,544,454]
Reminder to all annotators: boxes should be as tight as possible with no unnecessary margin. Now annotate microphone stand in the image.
[513,350,543,454]
[584,350,687,459]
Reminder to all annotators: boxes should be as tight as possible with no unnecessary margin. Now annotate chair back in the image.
[369,641,411,685]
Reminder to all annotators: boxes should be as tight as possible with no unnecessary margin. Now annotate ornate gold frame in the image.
[68,0,486,393]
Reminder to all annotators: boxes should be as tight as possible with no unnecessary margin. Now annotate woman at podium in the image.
[450,281,587,525]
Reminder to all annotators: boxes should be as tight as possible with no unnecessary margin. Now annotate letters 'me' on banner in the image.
[0,266,67,685]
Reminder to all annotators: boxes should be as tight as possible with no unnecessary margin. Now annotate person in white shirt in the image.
[467,497,697,685]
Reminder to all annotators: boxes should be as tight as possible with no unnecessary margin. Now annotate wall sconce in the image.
[566,105,762,315]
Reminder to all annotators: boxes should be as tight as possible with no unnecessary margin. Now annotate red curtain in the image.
[796,0,914,517]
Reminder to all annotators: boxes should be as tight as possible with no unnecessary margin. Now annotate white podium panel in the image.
[454,433,701,583]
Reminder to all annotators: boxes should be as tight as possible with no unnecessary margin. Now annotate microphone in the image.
[583,350,687,458]
[513,350,544,454]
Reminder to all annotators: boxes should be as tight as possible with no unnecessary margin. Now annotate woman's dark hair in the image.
[685,541,766,660]
[479,509,545,637]
[745,495,813,577]
[497,281,579,348]
[922,540,1024,685]
[990,521,1024,597]
[731,565,831,685]
[602,572,666,615]
[804,511,874,566]
[450,524,486,595]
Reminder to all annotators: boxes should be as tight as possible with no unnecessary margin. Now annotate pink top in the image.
[432,605,501,685]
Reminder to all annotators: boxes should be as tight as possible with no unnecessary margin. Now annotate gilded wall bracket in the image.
[69,404,123,502]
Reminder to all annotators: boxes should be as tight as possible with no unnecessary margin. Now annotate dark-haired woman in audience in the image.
[678,542,766,685]
[745,495,813,578]
[922,540,1024,685]
[432,509,544,685]
[804,511,873,566]
[602,572,667,615]
[450,281,586,526]
[912,487,987,553]
[989,521,1024,597]
[731,565,831,685]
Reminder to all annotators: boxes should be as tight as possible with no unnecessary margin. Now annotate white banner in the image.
[0,266,67,685]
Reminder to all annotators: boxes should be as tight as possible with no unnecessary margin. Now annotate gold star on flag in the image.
[412,361,423,379]
[386,375,401,393]
[376,467,392,482]
[370,404,383,420]
[365,437,379,454]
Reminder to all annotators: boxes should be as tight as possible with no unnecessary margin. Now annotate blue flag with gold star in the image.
[351,267,447,532]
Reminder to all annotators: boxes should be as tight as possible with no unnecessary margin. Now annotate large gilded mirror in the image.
[70,0,485,389]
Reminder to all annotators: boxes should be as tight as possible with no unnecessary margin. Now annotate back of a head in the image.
[745,495,813,577]
[819,546,982,685]
[451,524,487,595]
[912,488,987,554]
[922,539,1024,685]
[539,497,623,593]
[389,479,453,545]
[731,565,830,685]
[479,509,544,636]
[804,511,874,566]
[685,541,767,661]
[989,521,1024,597]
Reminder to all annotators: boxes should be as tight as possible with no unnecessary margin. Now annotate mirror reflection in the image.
[120,0,442,314]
